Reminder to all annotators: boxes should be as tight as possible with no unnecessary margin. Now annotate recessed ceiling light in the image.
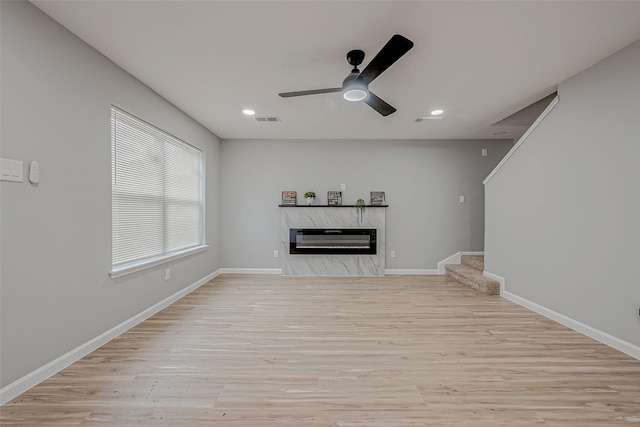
[430,109,444,116]
[242,109,255,116]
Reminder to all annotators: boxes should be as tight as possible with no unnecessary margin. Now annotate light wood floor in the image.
[2,274,639,426]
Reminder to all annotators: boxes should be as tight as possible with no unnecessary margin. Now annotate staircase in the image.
[445,255,500,295]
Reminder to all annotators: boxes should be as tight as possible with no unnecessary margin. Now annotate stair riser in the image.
[445,270,499,296]
[461,255,484,272]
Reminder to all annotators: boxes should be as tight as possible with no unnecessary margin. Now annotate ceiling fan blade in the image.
[357,34,414,86]
[364,92,396,116]
[279,88,342,98]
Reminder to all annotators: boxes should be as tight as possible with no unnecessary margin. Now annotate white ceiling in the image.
[33,1,640,141]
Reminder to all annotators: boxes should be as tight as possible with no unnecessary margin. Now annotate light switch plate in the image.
[29,161,40,184]
[0,158,24,182]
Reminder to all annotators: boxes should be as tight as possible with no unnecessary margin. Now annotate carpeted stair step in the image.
[445,263,499,295]
[461,255,484,272]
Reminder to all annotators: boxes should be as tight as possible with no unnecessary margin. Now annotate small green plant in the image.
[304,191,316,198]
[355,198,366,222]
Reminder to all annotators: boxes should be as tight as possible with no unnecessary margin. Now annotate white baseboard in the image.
[385,251,484,276]
[489,271,640,361]
[221,254,485,277]
[219,268,282,275]
[0,269,222,405]
[385,269,439,275]
[437,251,484,274]
[222,268,439,276]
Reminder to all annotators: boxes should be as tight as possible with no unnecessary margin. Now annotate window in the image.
[111,106,205,277]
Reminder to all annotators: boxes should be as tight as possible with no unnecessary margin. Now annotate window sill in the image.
[110,245,209,279]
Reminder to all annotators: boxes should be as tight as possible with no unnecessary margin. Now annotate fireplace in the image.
[280,206,385,276]
[289,228,377,255]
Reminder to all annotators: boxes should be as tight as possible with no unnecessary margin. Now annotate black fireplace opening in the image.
[289,228,377,255]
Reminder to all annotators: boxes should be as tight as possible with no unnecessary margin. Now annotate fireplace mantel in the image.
[279,205,388,208]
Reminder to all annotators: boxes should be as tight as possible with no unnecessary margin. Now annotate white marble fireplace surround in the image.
[280,206,386,276]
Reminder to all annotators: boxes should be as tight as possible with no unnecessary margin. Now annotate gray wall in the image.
[0,1,221,387]
[220,139,511,270]
[485,39,640,347]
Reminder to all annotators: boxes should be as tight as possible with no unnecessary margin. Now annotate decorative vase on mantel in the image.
[304,191,316,205]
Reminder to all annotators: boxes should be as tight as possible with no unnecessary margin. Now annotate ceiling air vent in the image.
[255,116,281,122]
[415,116,443,122]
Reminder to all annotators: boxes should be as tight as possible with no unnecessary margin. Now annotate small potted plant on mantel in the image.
[304,191,316,205]
[355,198,366,222]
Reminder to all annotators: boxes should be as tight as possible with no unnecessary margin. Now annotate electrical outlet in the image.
[340,183,346,191]
[459,196,465,203]
[273,250,279,258]
[165,269,171,280]
[391,250,396,258]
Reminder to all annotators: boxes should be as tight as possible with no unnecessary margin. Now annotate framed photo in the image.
[327,191,342,206]
[370,191,386,205]
[281,191,297,206]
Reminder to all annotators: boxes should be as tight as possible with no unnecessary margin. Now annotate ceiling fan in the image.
[278,34,414,116]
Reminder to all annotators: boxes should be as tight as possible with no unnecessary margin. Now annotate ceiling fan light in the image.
[341,74,368,102]
[343,88,368,102]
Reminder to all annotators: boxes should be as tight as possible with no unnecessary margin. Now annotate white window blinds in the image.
[111,107,204,276]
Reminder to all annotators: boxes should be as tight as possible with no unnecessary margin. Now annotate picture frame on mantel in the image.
[327,191,342,206]
[370,191,386,205]
[281,191,297,206]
